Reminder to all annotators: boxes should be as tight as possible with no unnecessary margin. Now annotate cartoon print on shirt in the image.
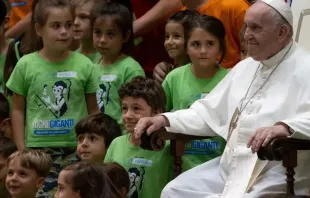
[96,82,111,112]
[35,80,72,118]
[128,167,145,198]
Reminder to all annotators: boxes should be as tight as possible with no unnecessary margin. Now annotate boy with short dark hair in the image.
[104,76,172,198]
[76,112,122,162]
[5,149,53,198]
[0,135,17,198]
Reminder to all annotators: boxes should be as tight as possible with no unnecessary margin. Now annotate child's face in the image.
[36,7,74,52]
[77,133,106,162]
[93,16,129,59]
[55,170,80,198]
[187,28,221,69]
[73,1,94,40]
[121,97,157,133]
[5,158,44,198]
[164,21,186,61]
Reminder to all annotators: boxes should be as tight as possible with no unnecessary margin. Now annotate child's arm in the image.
[85,93,99,115]
[133,0,183,37]
[5,12,32,39]
[11,93,26,150]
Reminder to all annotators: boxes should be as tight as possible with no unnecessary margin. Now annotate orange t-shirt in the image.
[195,0,250,68]
[9,0,32,28]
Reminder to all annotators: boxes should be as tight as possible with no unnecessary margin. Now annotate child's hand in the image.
[153,62,173,84]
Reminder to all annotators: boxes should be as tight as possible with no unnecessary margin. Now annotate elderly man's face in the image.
[244,2,284,61]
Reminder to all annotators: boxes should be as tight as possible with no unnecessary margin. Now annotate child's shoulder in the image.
[166,63,190,79]
[70,51,94,65]
[119,56,141,67]
[18,52,39,63]
[110,134,128,147]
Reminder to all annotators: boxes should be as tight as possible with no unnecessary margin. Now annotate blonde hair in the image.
[7,150,53,178]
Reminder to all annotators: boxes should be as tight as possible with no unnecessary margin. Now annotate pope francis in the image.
[134,0,310,197]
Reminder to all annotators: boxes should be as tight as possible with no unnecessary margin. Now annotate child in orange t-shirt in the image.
[182,0,250,69]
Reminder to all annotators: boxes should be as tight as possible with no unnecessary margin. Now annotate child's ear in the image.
[0,118,12,138]
[3,16,10,31]
[122,31,131,43]
[35,23,43,37]
[36,177,45,189]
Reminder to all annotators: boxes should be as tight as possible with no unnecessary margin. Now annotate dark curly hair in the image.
[118,76,166,113]
[75,112,122,148]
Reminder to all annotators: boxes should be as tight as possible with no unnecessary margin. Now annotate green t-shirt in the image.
[76,48,101,63]
[96,56,145,131]
[104,134,173,198]
[6,52,99,148]
[0,54,6,93]
[162,64,228,171]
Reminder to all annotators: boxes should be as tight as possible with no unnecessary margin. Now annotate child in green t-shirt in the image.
[75,112,122,162]
[0,136,17,198]
[0,0,11,92]
[72,0,101,63]
[6,150,53,198]
[6,0,99,197]
[162,15,228,172]
[91,2,145,131]
[153,10,200,84]
[105,76,172,198]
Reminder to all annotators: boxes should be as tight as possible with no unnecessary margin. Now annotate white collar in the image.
[262,40,294,67]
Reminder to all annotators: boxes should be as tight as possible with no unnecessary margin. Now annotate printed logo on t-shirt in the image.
[33,79,73,135]
[97,75,117,112]
[187,92,209,109]
[184,140,219,155]
[128,166,145,198]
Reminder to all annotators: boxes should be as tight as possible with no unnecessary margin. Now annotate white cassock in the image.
[161,40,310,198]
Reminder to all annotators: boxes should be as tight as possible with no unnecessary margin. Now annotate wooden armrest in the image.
[140,128,212,177]
[257,137,310,196]
[140,127,212,151]
[258,137,310,161]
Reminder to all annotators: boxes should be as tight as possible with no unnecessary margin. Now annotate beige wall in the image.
[291,0,310,52]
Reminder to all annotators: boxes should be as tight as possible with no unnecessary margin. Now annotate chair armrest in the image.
[258,137,310,161]
[140,127,212,151]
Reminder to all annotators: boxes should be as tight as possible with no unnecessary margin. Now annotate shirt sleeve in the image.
[85,64,100,94]
[6,60,27,96]
[125,69,145,83]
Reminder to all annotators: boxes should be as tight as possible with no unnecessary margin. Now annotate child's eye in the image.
[192,41,200,47]
[134,106,141,111]
[174,34,181,38]
[66,22,73,28]
[107,31,115,38]
[121,106,128,112]
[207,41,214,47]
[52,23,60,29]
[94,29,102,36]
[90,135,97,141]
[7,170,13,176]
[164,34,170,40]
[19,171,27,177]
[78,136,84,142]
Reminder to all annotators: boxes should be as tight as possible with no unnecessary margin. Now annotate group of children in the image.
[0,0,251,197]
